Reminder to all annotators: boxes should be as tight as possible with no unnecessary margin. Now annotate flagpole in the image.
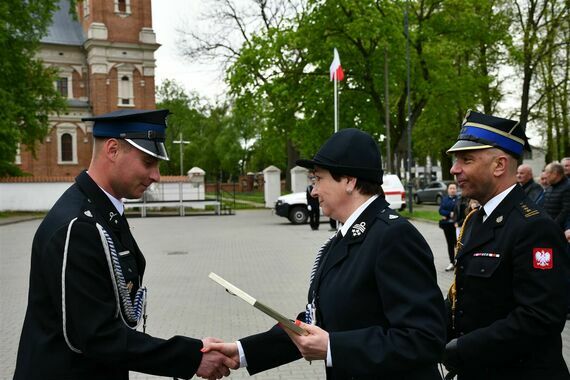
[334,76,338,133]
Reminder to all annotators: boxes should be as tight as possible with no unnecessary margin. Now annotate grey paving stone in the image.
[1,210,568,379]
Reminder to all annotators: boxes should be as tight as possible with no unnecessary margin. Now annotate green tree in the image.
[156,80,246,181]
[0,0,67,176]
[509,0,568,136]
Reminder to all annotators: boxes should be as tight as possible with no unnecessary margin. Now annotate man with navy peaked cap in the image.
[204,128,446,379]
[14,109,237,380]
[443,110,569,379]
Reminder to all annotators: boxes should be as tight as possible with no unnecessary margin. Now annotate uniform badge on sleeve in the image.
[533,248,553,270]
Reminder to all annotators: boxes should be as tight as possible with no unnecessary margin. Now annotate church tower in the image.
[16,0,159,177]
[79,0,158,115]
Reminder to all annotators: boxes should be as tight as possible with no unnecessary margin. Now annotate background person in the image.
[443,110,569,380]
[543,162,570,230]
[306,181,320,230]
[205,128,446,379]
[13,109,236,380]
[439,183,459,271]
[516,163,543,202]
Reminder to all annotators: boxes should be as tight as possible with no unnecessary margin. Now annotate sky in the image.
[151,1,228,102]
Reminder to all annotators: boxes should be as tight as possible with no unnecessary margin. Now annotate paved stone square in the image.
[1,209,569,379]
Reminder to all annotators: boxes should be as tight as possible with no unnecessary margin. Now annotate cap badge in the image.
[83,210,93,218]
[533,248,553,270]
[389,214,399,220]
[352,222,366,237]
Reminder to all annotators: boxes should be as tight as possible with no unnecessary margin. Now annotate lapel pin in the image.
[83,210,93,218]
[389,214,399,219]
[496,215,503,223]
[352,222,366,237]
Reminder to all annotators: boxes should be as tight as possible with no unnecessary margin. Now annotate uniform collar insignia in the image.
[389,214,399,219]
[109,211,120,225]
[495,215,503,223]
[84,210,93,218]
[352,222,366,237]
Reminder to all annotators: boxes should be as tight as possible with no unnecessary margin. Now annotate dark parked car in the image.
[413,180,459,205]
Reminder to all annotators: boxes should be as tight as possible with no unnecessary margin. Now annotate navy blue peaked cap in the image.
[83,109,170,160]
[447,109,530,158]
[296,128,383,184]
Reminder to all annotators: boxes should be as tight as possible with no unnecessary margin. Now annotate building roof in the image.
[42,0,84,46]
[67,99,90,108]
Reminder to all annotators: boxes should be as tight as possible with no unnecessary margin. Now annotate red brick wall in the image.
[82,0,152,44]
[19,124,93,177]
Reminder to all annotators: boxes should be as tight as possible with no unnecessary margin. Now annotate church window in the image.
[117,73,134,106]
[57,125,78,164]
[115,0,131,15]
[56,77,68,98]
[61,134,73,162]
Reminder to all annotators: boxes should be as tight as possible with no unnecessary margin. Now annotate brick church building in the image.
[17,0,159,177]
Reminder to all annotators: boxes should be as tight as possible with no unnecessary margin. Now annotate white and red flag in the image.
[329,48,345,81]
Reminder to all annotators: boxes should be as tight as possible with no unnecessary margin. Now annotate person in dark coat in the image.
[13,109,236,380]
[516,163,543,202]
[204,128,446,379]
[439,183,459,271]
[542,162,570,229]
[306,182,320,230]
[443,110,569,380]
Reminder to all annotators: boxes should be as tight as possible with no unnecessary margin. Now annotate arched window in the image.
[115,0,131,14]
[61,133,73,162]
[117,70,134,106]
[57,125,78,164]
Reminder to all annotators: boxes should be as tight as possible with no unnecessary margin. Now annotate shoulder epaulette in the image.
[519,201,540,218]
[377,208,401,224]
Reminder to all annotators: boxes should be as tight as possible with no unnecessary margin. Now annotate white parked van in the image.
[275,174,406,224]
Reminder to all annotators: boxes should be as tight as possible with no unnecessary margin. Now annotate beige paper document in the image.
[208,272,308,336]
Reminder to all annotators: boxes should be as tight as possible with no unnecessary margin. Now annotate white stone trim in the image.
[56,124,78,165]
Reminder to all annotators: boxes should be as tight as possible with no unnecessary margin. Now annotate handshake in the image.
[196,320,329,380]
[196,338,239,380]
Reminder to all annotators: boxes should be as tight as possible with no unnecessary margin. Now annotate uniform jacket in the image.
[14,171,203,380]
[241,197,446,379]
[543,177,570,229]
[449,185,570,380]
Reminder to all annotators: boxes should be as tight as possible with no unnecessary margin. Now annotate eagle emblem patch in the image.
[533,248,553,270]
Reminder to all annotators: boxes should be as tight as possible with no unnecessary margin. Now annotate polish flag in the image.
[329,48,345,81]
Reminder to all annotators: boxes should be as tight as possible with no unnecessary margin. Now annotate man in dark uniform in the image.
[204,128,446,379]
[13,109,236,380]
[306,182,320,230]
[443,110,569,379]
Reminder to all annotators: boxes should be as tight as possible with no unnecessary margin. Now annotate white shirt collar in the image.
[100,187,125,215]
[86,171,124,215]
[481,184,516,222]
[339,194,379,237]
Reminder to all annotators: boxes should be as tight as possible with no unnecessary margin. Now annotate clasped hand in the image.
[282,320,329,362]
[197,337,239,380]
